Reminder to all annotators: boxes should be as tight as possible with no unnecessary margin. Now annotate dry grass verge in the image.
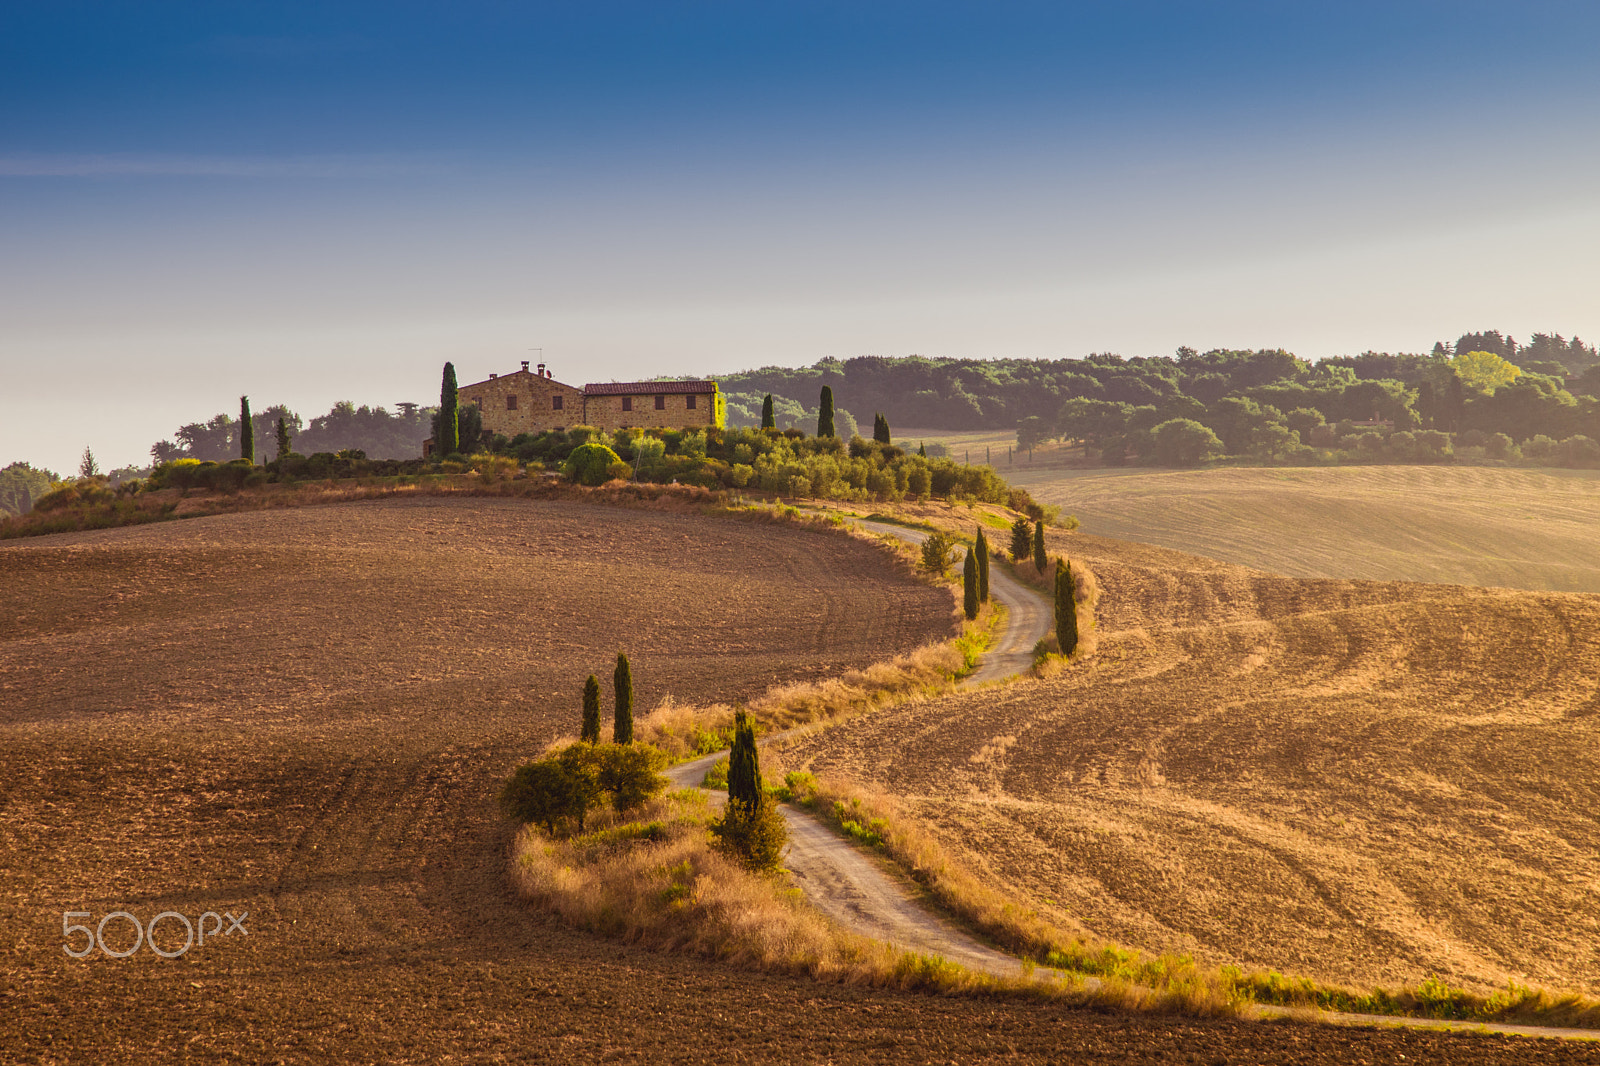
[775,773,1600,1030]
[555,602,997,763]
[507,788,1247,1015]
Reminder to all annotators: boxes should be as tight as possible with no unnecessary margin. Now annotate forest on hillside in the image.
[719,331,1600,465]
[87,327,1600,484]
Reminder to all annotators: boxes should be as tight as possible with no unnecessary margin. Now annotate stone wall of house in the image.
[460,369,585,437]
[583,392,717,432]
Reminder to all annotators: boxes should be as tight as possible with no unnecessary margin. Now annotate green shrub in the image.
[564,443,625,486]
[1010,517,1032,562]
[921,530,954,574]
[501,741,667,835]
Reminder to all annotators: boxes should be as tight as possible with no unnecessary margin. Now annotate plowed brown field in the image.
[1010,464,1600,593]
[4,496,1596,1063]
[784,525,1600,997]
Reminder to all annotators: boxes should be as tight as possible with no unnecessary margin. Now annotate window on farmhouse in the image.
[552,394,564,411]
[654,394,666,410]
[686,394,696,410]
[506,395,518,410]
[621,396,633,412]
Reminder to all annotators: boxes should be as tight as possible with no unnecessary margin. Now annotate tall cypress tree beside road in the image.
[581,675,601,743]
[761,394,776,430]
[974,527,990,603]
[1056,557,1079,656]
[817,386,836,438]
[963,548,979,621]
[613,652,634,744]
[1033,520,1047,574]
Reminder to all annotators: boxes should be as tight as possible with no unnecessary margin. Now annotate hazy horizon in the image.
[6,2,1600,474]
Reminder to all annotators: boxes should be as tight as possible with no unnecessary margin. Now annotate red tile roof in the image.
[583,380,718,396]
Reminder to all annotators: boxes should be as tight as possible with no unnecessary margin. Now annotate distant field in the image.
[785,525,1600,996]
[897,429,1600,593]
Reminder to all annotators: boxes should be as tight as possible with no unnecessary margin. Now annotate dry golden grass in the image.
[782,522,1600,1009]
[1003,464,1600,593]
[507,785,1256,1015]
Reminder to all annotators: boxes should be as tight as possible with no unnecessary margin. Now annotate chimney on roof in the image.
[537,363,546,378]
[521,360,529,372]
[489,373,497,379]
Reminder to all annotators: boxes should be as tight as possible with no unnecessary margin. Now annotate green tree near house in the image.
[761,394,776,430]
[1032,519,1047,574]
[613,652,634,744]
[239,396,254,463]
[1010,517,1032,563]
[974,526,990,603]
[1055,557,1079,656]
[438,362,460,457]
[817,386,836,438]
[581,675,602,743]
[275,416,292,463]
[962,547,979,621]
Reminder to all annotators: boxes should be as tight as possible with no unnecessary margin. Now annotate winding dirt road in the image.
[667,518,1053,974]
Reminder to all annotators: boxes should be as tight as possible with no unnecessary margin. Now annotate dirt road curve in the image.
[666,517,1054,979]
[856,518,1047,687]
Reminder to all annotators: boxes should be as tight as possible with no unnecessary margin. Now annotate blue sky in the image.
[5,1,1600,471]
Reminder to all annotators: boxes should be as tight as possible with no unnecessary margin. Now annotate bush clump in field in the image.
[565,442,628,486]
[501,742,667,836]
[712,711,788,871]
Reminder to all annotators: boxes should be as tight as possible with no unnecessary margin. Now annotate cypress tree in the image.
[439,362,460,457]
[239,396,254,463]
[874,413,892,444]
[1055,557,1079,656]
[817,386,836,438]
[275,416,292,463]
[761,393,776,430]
[1032,519,1047,574]
[974,527,990,602]
[612,652,634,744]
[581,675,601,743]
[1010,517,1032,563]
[918,441,926,457]
[727,710,761,809]
[962,547,979,621]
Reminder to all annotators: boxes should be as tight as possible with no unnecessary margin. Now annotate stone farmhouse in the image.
[429,362,725,453]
